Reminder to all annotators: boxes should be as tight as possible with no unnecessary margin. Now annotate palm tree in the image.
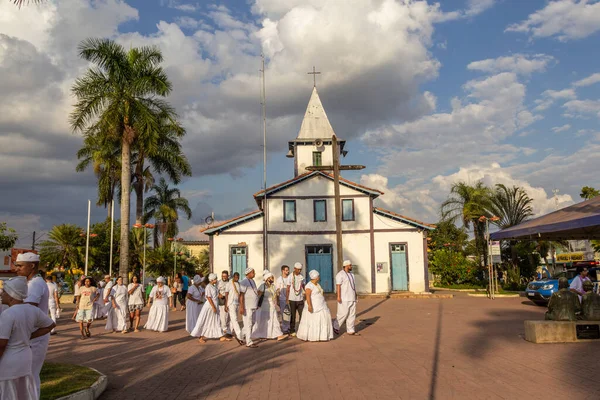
[70,38,177,283]
[580,186,600,200]
[39,224,85,288]
[488,184,534,229]
[440,181,492,265]
[143,178,192,247]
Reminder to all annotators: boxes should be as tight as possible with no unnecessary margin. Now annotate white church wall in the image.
[226,216,263,232]
[372,213,416,230]
[296,145,335,175]
[271,174,361,197]
[212,232,264,277]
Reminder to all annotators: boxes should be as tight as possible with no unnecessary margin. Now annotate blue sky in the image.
[1,0,599,245]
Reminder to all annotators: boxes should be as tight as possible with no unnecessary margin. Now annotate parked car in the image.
[526,262,599,306]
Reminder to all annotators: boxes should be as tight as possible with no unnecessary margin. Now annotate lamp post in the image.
[133,223,154,285]
[479,215,500,299]
[80,231,98,276]
[168,237,184,282]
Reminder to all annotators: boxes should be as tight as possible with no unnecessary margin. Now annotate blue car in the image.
[526,263,599,306]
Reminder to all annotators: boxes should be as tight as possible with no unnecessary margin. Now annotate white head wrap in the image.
[16,252,40,263]
[343,260,352,267]
[245,267,254,275]
[157,276,166,283]
[99,281,106,288]
[3,277,28,301]
[193,275,202,284]
[309,270,320,279]
[208,273,217,281]
[263,271,274,280]
[294,262,303,270]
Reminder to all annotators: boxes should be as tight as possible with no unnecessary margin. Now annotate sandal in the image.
[198,338,207,344]
[80,335,87,340]
[333,328,340,335]
[220,337,232,342]
[247,344,259,348]
[236,338,245,346]
[348,332,361,336]
[85,328,91,337]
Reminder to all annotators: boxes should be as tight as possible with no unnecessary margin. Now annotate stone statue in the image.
[545,277,581,321]
[580,281,600,321]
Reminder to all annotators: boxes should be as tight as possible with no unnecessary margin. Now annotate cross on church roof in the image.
[307,66,321,87]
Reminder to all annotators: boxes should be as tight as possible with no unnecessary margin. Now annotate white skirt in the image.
[92,302,106,319]
[185,300,203,333]
[297,305,334,342]
[0,375,37,400]
[145,304,170,332]
[252,303,283,339]
[105,306,117,331]
[190,303,222,338]
[114,301,128,331]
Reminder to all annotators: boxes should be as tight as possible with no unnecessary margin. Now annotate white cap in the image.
[3,276,28,300]
[294,262,303,270]
[193,275,202,284]
[157,276,166,283]
[208,273,218,281]
[263,271,274,280]
[245,267,254,275]
[309,270,320,279]
[343,260,352,267]
[16,252,40,263]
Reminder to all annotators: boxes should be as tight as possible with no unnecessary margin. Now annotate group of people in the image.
[182,259,359,348]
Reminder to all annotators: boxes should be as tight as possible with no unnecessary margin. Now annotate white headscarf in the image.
[193,275,202,284]
[343,260,352,267]
[263,271,274,281]
[157,276,166,283]
[208,273,217,281]
[294,262,303,270]
[99,281,106,288]
[245,267,254,275]
[4,277,28,301]
[309,270,320,280]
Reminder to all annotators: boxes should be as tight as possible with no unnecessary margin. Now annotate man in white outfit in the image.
[217,270,231,335]
[225,272,243,345]
[275,265,291,333]
[45,275,60,334]
[103,274,114,313]
[239,267,262,348]
[333,259,359,336]
[14,252,50,395]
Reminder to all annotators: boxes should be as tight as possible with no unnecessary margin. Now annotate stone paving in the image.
[46,297,600,400]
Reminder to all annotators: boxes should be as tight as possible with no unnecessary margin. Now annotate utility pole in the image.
[32,231,36,251]
[260,54,269,271]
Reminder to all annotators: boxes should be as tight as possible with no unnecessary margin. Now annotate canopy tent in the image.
[490,196,600,241]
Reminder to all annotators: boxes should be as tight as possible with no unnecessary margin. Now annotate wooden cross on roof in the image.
[308,66,321,87]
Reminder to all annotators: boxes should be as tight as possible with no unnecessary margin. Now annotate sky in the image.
[1,0,599,247]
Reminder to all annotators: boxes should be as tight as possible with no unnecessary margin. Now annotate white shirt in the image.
[104,281,114,301]
[570,275,591,301]
[217,280,228,296]
[149,285,171,306]
[240,278,259,310]
[226,281,240,306]
[26,276,49,314]
[47,282,58,307]
[74,282,81,297]
[336,270,357,302]
[275,275,292,300]
[127,283,145,306]
[205,284,218,302]
[187,285,203,302]
[288,274,305,302]
[306,281,327,313]
[0,304,54,380]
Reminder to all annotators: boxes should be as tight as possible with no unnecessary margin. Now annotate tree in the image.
[428,220,469,253]
[0,222,18,251]
[39,224,85,288]
[143,178,192,247]
[70,38,177,283]
[488,184,534,230]
[580,186,600,200]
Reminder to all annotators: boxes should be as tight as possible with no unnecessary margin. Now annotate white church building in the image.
[203,87,435,294]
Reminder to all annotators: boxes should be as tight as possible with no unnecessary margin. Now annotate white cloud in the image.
[551,124,571,133]
[506,0,600,41]
[467,53,554,75]
[563,99,600,118]
[573,72,600,87]
[465,0,496,17]
[533,88,577,111]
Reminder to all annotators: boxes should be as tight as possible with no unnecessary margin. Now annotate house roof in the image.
[297,87,336,140]
[201,210,263,235]
[179,240,209,245]
[253,171,383,201]
[373,207,436,230]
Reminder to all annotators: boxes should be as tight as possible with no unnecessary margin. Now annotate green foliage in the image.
[0,222,18,251]
[580,186,600,200]
[88,219,120,275]
[428,219,469,253]
[430,248,479,286]
[488,184,534,229]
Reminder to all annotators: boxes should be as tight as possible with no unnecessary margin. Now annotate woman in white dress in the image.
[0,277,55,400]
[297,270,334,342]
[253,271,288,341]
[185,275,205,333]
[104,280,118,333]
[145,277,172,332]
[190,273,231,343]
[111,277,129,334]
[92,281,106,320]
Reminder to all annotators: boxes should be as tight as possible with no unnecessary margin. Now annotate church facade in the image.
[203,87,435,294]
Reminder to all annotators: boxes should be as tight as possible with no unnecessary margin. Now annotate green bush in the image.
[430,248,479,286]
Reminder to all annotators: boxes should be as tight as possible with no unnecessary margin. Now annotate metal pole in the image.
[85,199,91,276]
[261,54,269,271]
[173,242,177,281]
[143,227,146,285]
[32,231,36,251]
[333,134,343,271]
[109,200,114,276]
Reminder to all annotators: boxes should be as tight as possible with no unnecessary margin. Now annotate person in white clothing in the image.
[185,275,205,333]
[333,259,359,336]
[93,281,106,320]
[287,262,305,336]
[77,278,99,339]
[297,270,334,342]
[570,267,591,302]
[103,275,114,317]
[145,277,173,332]
[45,275,60,334]
[225,272,244,345]
[127,275,145,332]
[275,265,292,333]
[14,252,50,397]
[191,274,231,343]
[0,277,55,400]
[253,271,288,341]
[217,270,231,335]
[239,267,263,348]
[72,275,85,320]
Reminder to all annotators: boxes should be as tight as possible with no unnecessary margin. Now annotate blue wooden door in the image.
[231,247,247,277]
[391,244,408,291]
[306,245,334,292]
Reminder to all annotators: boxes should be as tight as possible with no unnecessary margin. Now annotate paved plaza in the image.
[47,296,600,400]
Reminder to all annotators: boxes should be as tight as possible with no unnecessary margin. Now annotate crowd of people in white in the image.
[0,252,358,399]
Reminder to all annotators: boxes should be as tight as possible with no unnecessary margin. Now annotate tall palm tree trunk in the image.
[135,174,143,226]
[119,138,131,284]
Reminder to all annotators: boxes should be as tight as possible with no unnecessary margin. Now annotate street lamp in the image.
[134,223,154,285]
[80,231,98,276]
[479,216,500,299]
[168,237,184,281]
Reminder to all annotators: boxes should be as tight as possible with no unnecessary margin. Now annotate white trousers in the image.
[279,298,290,332]
[31,335,50,395]
[49,303,58,333]
[242,308,257,346]
[219,304,230,334]
[333,301,357,334]
[228,304,242,339]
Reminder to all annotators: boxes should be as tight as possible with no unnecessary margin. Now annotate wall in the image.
[295,143,335,175]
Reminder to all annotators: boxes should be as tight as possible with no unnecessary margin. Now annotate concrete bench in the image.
[524,320,600,343]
